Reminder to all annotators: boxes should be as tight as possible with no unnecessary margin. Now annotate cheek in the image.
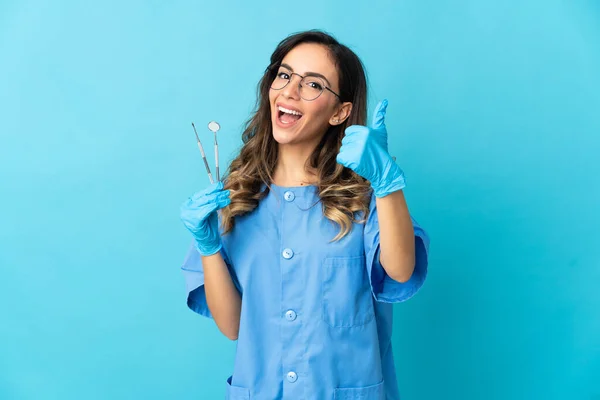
[268,90,276,106]
[306,98,333,121]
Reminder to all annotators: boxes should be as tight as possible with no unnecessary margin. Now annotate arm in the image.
[335,99,416,283]
[376,190,416,283]
[180,181,240,340]
[201,252,241,340]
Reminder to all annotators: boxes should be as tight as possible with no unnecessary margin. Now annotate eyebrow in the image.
[279,63,333,87]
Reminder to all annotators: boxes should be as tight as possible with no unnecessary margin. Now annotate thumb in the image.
[371,99,388,130]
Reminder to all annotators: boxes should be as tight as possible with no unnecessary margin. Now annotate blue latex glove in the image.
[180,181,231,256]
[336,99,406,197]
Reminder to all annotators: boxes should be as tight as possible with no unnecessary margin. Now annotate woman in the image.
[180,30,430,400]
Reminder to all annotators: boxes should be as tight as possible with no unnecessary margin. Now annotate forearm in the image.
[375,190,416,283]
[201,252,242,340]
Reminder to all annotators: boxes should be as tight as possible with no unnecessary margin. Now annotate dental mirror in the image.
[208,121,221,181]
[208,121,220,133]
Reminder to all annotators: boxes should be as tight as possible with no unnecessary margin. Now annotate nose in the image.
[280,73,302,100]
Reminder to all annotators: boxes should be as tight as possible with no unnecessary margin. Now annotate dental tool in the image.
[208,121,221,182]
[191,122,215,184]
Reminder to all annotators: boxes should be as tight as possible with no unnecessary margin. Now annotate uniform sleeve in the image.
[364,192,430,303]
[180,240,237,318]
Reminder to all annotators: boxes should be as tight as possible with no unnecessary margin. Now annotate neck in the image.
[273,144,318,186]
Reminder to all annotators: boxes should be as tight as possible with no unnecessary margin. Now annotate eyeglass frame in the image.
[267,63,342,102]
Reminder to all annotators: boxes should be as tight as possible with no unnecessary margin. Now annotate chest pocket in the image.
[321,256,375,328]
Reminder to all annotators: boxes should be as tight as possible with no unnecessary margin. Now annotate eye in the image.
[277,71,290,80]
[306,80,323,91]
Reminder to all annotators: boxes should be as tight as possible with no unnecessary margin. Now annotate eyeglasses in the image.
[269,65,341,102]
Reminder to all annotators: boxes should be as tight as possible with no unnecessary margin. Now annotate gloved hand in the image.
[336,99,406,197]
[180,181,231,256]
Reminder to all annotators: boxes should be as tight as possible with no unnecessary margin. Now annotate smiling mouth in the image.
[278,110,303,124]
[276,105,304,126]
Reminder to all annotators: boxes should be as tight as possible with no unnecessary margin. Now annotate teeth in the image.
[278,106,302,116]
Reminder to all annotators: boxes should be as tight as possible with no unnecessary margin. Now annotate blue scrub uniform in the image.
[181,183,430,400]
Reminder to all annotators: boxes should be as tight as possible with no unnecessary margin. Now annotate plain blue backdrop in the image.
[1,0,599,399]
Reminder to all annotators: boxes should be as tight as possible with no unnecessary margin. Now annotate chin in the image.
[272,128,295,145]
[272,117,303,144]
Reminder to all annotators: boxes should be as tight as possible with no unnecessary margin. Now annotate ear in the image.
[329,102,353,125]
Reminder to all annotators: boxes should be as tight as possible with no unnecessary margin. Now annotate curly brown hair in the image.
[220,30,372,241]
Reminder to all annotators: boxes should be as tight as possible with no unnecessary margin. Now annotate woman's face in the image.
[268,43,350,150]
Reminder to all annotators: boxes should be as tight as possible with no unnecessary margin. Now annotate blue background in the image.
[1,1,599,399]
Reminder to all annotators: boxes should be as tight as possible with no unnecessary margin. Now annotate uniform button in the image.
[285,310,297,321]
[284,191,295,202]
[287,371,298,383]
[282,248,294,259]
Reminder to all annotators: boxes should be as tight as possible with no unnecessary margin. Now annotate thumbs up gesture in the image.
[336,99,406,198]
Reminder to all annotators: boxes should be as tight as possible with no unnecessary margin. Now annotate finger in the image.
[195,195,229,219]
[190,191,207,202]
[191,186,228,203]
[341,136,362,149]
[336,153,358,171]
[215,191,231,206]
[216,196,231,210]
[371,99,388,130]
[190,181,224,201]
[206,180,224,195]
[341,135,353,146]
[194,201,220,219]
[180,205,211,225]
[344,125,366,136]
[335,152,347,167]
[342,125,367,145]
[190,190,230,206]
[336,149,353,168]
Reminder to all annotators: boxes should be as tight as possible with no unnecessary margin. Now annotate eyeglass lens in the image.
[270,67,326,101]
